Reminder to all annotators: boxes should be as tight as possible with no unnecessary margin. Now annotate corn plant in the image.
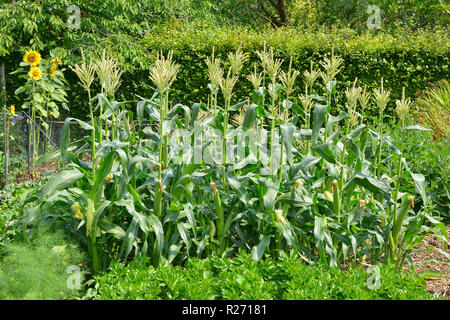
[19,48,448,274]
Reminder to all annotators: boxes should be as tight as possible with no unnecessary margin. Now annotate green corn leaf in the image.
[278,222,298,251]
[251,236,271,261]
[433,248,450,261]
[411,173,427,205]
[148,214,165,266]
[280,123,295,165]
[115,199,149,234]
[328,111,347,124]
[416,259,449,266]
[122,219,139,258]
[313,143,336,164]
[222,211,235,239]
[182,203,197,231]
[418,270,448,279]
[298,154,321,168]
[177,222,192,254]
[402,215,425,247]
[294,129,312,140]
[40,169,83,200]
[22,204,42,227]
[344,172,392,194]
[314,216,326,246]
[90,150,116,200]
[263,178,279,211]
[242,103,258,130]
[191,102,206,125]
[136,100,147,124]
[325,244,338,267]
[167,244,183,263]
[229,100,248,111]
[227,175,249,205]
[312,104,327,144]
[348,123,366,140]
[404,125,431,131]
[36,141,79,165]
[98,220,126,239]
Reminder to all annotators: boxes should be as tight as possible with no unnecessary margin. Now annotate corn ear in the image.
[392,196,413,243]
[71,202,83,220]
[154,180,163,218]
[275,209,287,225]
[85,199,95,237]
[332,180,341,223]
[211,182,224,237]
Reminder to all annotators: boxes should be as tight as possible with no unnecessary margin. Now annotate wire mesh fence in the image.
[1,112,155,188]
[0,112,70,187]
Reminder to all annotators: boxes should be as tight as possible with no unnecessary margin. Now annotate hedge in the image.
[138,24,449,119]
[3,23,449,120]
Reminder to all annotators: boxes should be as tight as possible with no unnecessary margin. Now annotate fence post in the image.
[28,104,31,174]
[0,61,7,186]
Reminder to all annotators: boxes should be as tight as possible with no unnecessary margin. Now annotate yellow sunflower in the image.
[29,67,43,81]
[51,57,62,65]
[10,105,15,115]
[50,64,58,77]
[23,50,42,67]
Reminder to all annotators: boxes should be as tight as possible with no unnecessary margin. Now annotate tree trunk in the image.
[272,0,289,26]
[247,0,291,28]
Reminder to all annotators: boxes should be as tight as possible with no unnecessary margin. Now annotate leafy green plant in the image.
[0,181,37,243]
[11,49,68,162]
[91,251,439,300]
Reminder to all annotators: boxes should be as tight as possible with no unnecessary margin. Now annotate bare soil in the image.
[404,226,450,299]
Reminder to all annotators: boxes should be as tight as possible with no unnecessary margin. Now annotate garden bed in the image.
[406,226,450,299]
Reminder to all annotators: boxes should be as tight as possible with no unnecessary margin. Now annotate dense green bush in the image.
[91,251,438,300]
[137,24,449,119]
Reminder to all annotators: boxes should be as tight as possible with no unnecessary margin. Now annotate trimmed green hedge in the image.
[138,24,449,118]
[92,251,437,300]
[4,23,450,120]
